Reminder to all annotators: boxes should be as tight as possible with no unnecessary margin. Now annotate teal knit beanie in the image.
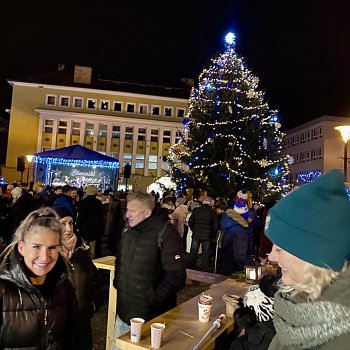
[265,169,350,270]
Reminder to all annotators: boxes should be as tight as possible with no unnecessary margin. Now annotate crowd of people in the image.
[0,169,350,349]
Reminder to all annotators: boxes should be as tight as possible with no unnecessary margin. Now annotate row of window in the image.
[45,94,186,118]
[291,148,323,163]
[44,119,181,143]
[284,127,323,148]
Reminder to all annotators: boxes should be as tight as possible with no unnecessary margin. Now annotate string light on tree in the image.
[168,32,291,198]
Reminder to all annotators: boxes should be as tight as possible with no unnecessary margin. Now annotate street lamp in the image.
[335,126,350,182]
[25,154,34,185]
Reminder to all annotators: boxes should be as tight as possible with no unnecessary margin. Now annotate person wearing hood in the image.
[0,207,78,349]
[53,206,103,350]
[112,191,186,348]
[266,169,350,350]
[220,196,249,274]
[8,186,36,239]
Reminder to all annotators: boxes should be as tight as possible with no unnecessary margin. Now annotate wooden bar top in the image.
[115,278,250,350]
[93,255,116,271]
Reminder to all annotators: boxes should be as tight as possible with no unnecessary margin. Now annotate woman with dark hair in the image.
[54,205,103,350]
[0,207,78,349]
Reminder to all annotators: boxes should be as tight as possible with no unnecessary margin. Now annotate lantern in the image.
[244,257,262,281]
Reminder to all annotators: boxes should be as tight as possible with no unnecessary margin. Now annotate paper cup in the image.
[130,317,145,343]
[198,302,212,322]
[150,322,166,348]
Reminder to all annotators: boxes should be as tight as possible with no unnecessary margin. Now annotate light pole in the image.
[25,154,34,185]
[335,126,350,182]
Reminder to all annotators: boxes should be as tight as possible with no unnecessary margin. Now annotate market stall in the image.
[33,145,119,191]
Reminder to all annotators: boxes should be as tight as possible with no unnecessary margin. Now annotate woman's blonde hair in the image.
[1,207,63,261]
[279,262,345,300]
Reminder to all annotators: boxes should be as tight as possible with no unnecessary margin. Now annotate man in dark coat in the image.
[76,185,104,259]
[188,197,218,271]
[113,191,186,344]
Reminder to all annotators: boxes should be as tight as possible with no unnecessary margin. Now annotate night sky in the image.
[2,0,350,131]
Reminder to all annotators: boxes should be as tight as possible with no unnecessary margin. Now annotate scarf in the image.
[273,292,350,349]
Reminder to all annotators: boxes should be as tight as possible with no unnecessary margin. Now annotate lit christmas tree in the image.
[168,32,292,199]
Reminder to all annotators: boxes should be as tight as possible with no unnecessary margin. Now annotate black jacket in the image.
[0,247,78,349]
[76,195,104,242]
[114,213,186,324]
[189,204,218,240]
[66,239,103,350]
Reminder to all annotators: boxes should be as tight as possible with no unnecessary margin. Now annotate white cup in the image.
[150,322,166,348]
[130,317,145,343]
[198,302,212,322]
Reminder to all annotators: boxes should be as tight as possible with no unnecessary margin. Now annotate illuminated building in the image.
[284,115,350,184]
[4,65,192,190]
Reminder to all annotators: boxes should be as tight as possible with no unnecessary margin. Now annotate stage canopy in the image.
[34,145,119,189]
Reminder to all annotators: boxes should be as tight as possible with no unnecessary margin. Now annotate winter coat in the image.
[76,195,104,242]
[221,209,249,235]
[114,213,187,325]
[65,239,103,350]
[0,247,78,349]
[220,209,249,274]
[171,204,188,237]
[9,191,37,234]
[188,204,218,241]
[268,267,350,350]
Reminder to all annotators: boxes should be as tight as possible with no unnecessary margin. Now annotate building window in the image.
[139,104,148,115]
[46,95,56,106]
[125,127,133,140]
[73,97,83,108]
[164,107,173,117]
[58,120,67,134]
[175,130,182,143]
[151,129,159,142]
[319,127,323,138]
[99,124,107,137]
[152,105,160,116]
[113,102,123,112]
[312,128,319,139]
[126,103,135,113]
[306,131,311,142]
[294,153,299,163]
[291,137,296,146]
[318,148,323,158]
[87,98,97,110]
[72,122,80,135]
[85,122,94,137]
[148,155,158,169]
[112,125,120,139]
[123,154,132,169]
[100,100,110,111]
[44,119,54,133]
[135,154,144,169]
[176,108,185,118]
[60,96,70,107]
[296,135,300,144]
[138,128,146,141]
[163,130,171,143]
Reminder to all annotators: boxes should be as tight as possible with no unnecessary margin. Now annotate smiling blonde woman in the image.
[0,207,78,349]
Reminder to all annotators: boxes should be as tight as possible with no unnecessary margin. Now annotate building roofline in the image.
[7,80,189,103]
[286,115,350,133]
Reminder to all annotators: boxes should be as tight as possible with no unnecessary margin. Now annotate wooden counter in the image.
[115,278,250,350]
[93,255,116,350]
